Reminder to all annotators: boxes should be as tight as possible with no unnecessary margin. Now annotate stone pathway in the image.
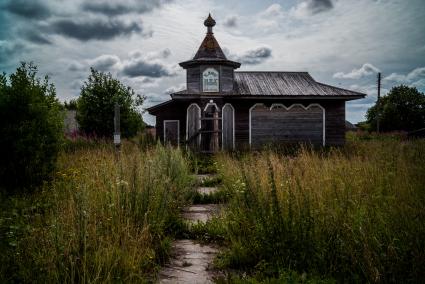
[182,204,220,223]
[158,240,219,284]
[194,174,216,183]
[197,187,218,195]
[158,176,221,283]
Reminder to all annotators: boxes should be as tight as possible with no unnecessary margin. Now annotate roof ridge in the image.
[235,71,309,73]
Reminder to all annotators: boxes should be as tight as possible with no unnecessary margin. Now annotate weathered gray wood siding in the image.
[324,101,345,146]
[186,65,235,94]
[154,99,345,147]
[250,104,323,147]
[222,104,234,149]
[155,101,187,144]
[220,66,234,93]
[186,67,200,93]
[230,100,345,147]
[164,121,179,145]
[155,99,225,145]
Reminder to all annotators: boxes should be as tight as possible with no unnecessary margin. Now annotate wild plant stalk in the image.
[0,142,193,283]
[215,140,425,282]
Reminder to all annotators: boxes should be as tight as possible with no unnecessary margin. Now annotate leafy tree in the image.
[366,85,425,132]
[0,62,63,192]
[77,68,145,138]
[64,99,78,110]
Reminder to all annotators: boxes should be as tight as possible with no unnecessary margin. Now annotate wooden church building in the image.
[147,14,366,151]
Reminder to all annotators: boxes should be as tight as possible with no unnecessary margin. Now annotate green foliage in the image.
[0,143,193,282]
[185,217,227,243]
[215,269,335,284]
[199,175,222,187]
[190,188,229,204]
[214,139,425,282]
[366,85,425,132]
[77,68,145,138]
[0,62,63,193]
[187,152,217,174]
[137,131,157,150]
[64,99,78,110]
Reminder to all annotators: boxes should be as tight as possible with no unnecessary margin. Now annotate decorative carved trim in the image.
[249,103,326,146]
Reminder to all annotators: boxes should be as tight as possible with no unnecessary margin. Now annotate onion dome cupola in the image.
[179,14,240,94]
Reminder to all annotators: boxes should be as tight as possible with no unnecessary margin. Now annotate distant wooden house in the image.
[147,14,366,152]
[345,120,357,132]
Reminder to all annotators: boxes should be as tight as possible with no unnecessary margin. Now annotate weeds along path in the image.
[158,173,222,283]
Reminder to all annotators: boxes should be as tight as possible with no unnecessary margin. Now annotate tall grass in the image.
[215,140,425,282]
[0,142,193,283]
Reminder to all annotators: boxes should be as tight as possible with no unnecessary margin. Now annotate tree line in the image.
[0,63,145,193]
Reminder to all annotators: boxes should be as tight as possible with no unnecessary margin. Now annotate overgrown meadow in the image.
[211,138,425,283]
[0,142,193,283]
[1,136,424,283]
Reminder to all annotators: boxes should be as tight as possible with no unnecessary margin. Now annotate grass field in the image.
[0,142,193,283]
[212,138,425,282]
[1,136,424,283]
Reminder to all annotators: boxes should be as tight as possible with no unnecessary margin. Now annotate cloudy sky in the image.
[1,0,424,125]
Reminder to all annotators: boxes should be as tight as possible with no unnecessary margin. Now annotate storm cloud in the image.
[121,59,174,78]
[89,54,120,71]
[50,18,143,41]
[0,42,25,65]
[81,0,172,16]
[291,0,334,18]
[223,15,238,28]
[2,0,51,19]
[24,32,51,45]
[234,46,272,65]
[306,0,333,14]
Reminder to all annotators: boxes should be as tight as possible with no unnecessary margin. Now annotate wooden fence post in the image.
[114,103,121,152]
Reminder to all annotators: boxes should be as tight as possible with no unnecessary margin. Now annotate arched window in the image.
[202,68,219,92]
[222,103,235,150]
[186,103,201,147]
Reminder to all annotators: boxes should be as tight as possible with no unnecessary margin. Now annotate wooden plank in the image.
[187,67,200,93]
[251,104,323,147]
[164,120,179,146]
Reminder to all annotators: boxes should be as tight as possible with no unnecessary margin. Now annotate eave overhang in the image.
[179,59,241,69]
[170,94,366,101]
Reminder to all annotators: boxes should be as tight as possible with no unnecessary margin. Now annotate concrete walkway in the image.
[158,177,221,283]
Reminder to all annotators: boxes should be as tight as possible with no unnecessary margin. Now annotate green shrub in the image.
[76,68,145,138]
[0,63,63,193]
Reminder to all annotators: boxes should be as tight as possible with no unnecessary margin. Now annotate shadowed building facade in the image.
[147,14,366,152]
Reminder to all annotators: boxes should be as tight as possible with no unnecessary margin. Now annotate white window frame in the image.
[186,103,201,146]
[222,103,235,150]
[202,68,219,92]
[163,120,180,145]
[249,103,326,146]
[203,100,220,112]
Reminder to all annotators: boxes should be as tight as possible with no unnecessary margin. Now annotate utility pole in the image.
[377,72,381,133]
[114,103,121,152]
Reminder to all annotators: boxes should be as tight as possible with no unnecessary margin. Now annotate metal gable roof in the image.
[169,72,365,98]
[233,72,365,97]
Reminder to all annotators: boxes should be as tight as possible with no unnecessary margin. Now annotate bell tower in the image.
[179,14,241,95]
